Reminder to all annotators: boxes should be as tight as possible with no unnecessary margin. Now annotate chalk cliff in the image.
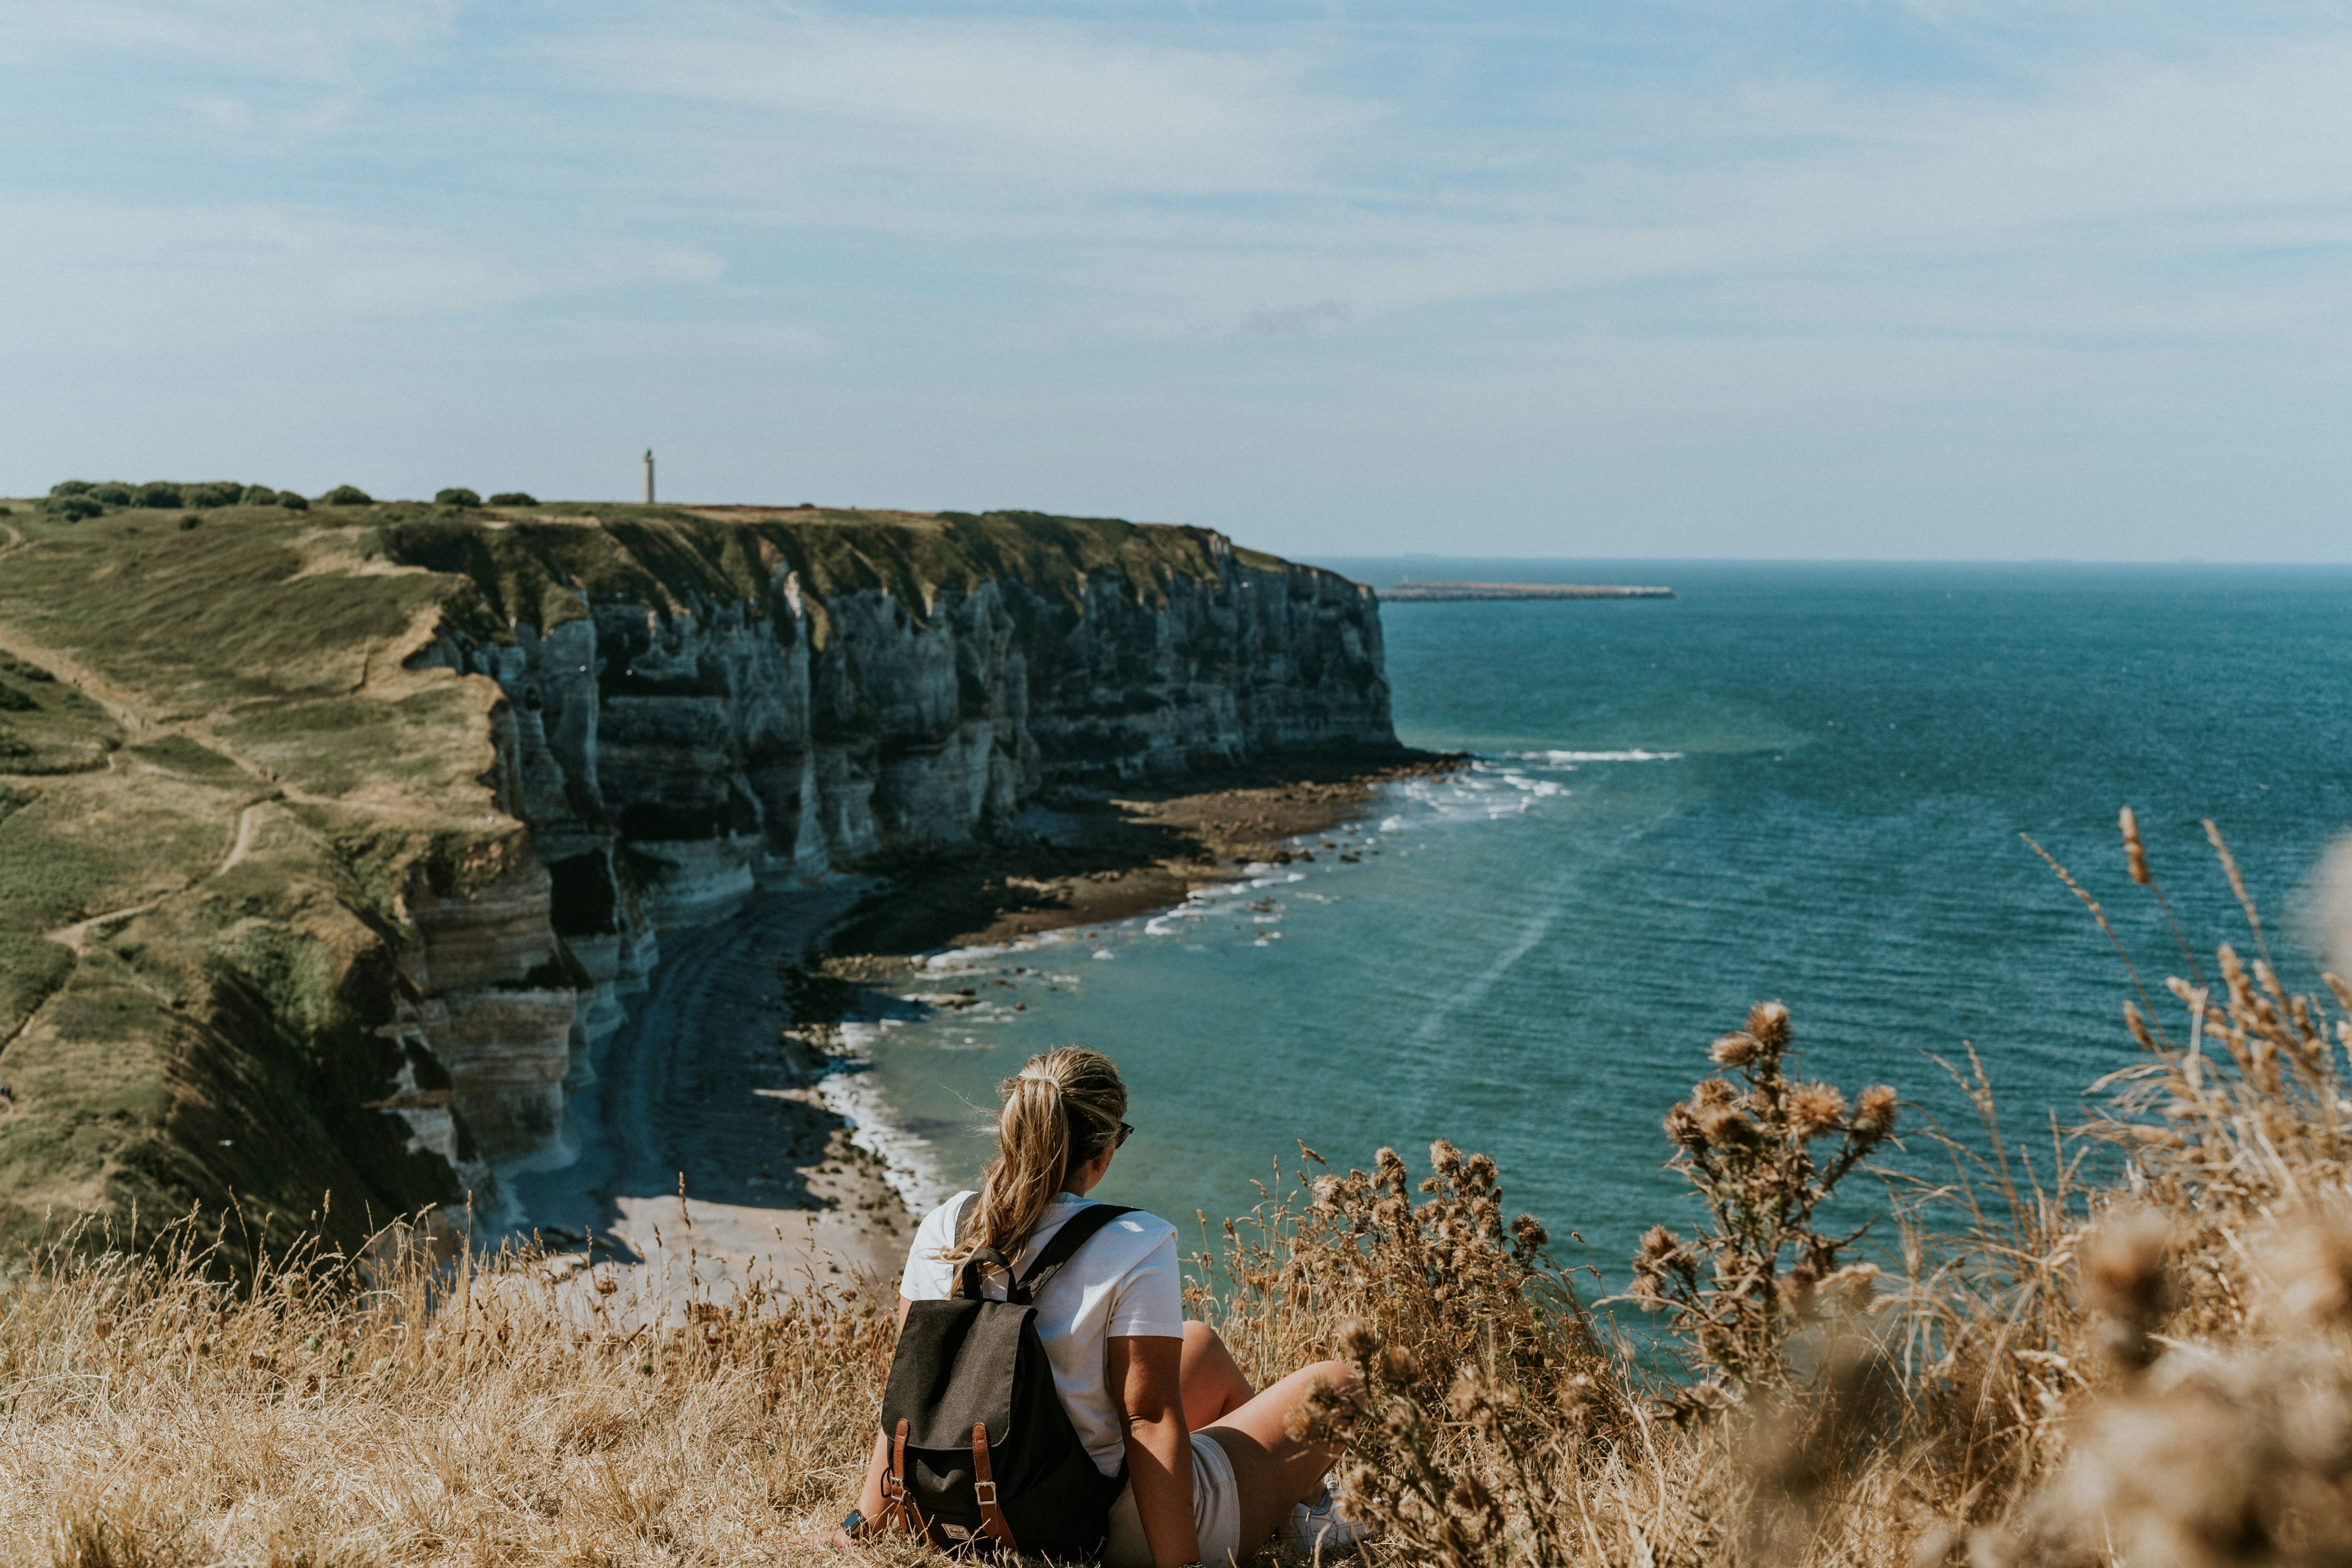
[0,501,1393,1247]
[385,508,1395,1165]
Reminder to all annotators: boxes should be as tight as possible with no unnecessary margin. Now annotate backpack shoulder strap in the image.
[949,1193,1009,1301]
[1012,1204,1136,1303]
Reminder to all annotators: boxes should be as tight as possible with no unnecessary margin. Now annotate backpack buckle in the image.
[973,1479,998,1505]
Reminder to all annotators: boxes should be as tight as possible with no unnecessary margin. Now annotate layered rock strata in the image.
[389,511,1395,1166]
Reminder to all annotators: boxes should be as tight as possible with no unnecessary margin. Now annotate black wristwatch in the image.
[840,1506,867,1538]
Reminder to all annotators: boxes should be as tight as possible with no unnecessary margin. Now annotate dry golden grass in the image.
[13,814,2352,1566]
[0,1223,903,1567]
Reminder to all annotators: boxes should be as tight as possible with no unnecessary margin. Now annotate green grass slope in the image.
[0,494,1342,1262]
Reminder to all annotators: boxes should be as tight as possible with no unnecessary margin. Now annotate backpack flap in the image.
[882,1296,1028,1452]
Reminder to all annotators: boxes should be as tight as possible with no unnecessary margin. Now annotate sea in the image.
[834,560,2352,1288]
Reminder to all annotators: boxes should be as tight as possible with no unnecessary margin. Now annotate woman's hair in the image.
[941,1047,1127,1265]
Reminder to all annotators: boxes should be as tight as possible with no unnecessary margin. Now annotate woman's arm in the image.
[1108,1334,1199,1568]
[800,1297,912,1546]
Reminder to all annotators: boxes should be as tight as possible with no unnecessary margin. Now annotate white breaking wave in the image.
[843,761,1600,1209]
[821,1018,952,1212]
[1506,748,1684,763]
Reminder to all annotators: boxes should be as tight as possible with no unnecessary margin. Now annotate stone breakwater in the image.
[383,511,1396,1171]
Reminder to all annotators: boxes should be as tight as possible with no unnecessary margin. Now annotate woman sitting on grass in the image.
[817,1046,1362,1566]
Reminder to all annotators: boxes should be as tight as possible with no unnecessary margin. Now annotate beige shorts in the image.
[1102,1430,1243,1568]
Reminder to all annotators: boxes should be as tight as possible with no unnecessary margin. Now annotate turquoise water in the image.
[851,561,2352,1283]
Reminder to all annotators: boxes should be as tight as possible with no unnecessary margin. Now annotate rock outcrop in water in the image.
[387,509,1395,1165]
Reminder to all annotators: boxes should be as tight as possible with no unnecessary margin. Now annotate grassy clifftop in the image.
[0,502,510,1262]
[380,502,1319,653]
[0,496,1354,1261]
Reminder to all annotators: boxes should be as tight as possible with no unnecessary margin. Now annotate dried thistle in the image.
[1622,1000,1897,1390]
[1851,1084,1899,1142]
[1788,1082,1848,1141]
[1697,1103,1760,1149]
[2079,1210,2174,1371]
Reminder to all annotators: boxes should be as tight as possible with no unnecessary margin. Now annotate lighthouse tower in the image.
[642,449,656,505]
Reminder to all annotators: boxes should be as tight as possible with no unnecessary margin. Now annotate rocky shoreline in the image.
[816,744,1464,957]
[517,744,1462,1300]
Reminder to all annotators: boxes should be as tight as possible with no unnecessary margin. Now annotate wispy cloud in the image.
[2,0,2349,554]
[563,17,1368,194]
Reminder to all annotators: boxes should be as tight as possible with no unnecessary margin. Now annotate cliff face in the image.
[388,508,1394,1165]
[0,501,1392,1239]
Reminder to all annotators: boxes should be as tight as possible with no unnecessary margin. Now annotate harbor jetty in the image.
[1378,580,1674,602]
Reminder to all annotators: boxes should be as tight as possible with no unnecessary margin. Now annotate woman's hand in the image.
[786,1526,855,1548]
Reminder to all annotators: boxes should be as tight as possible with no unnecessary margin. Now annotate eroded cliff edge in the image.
[0,500,1396,1253]
[393,507,1394,1162]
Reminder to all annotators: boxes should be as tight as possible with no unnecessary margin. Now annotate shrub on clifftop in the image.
[487,491,536,506]
[435,487,482,508]
[319,485,373,507]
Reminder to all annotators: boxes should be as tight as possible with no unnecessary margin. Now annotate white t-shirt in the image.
[899,1190,1184,1476]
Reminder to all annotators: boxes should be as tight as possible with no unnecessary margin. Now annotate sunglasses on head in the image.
[1115,1122,1135,1149]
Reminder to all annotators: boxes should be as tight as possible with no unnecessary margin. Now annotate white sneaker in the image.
[1276,1483,1369,1556]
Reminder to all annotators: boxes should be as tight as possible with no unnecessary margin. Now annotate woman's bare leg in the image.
[1180,1321,1255,1429]
[1200,1360,1363,1553]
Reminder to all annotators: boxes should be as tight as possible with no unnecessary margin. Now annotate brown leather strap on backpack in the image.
[878,1418,927,1537]
[971,1423,1019,1551]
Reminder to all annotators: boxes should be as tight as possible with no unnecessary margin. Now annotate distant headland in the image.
[1377,580,1675,602]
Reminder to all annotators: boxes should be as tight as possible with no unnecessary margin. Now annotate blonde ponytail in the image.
[942,1047,1127,1265]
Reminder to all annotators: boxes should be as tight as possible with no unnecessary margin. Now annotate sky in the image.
[3,2,2350,561]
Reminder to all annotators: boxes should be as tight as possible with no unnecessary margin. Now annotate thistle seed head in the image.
[1693,1076,1737,1108]
[1819,1261,1882,1312]
[1788,1081,1848,1141]
[1447,1474,1496,1538]
[1339,1318,1380,1360]
[1429,1138,1463,1178]
[1710,1032,1761,1067]
[1697,1103,1759,1149]
[2082,1210,2175,1370]
[1380,1344,1421,1386]
[1853,1084,1899,1142]
[1509,1212,1548,1249]
[1747,1000,1792,1048]
[1284,1373,1362,1445]
[1664,1103,1708,1149]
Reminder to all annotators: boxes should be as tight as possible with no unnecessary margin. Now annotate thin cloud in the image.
[559,16,1374,194]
